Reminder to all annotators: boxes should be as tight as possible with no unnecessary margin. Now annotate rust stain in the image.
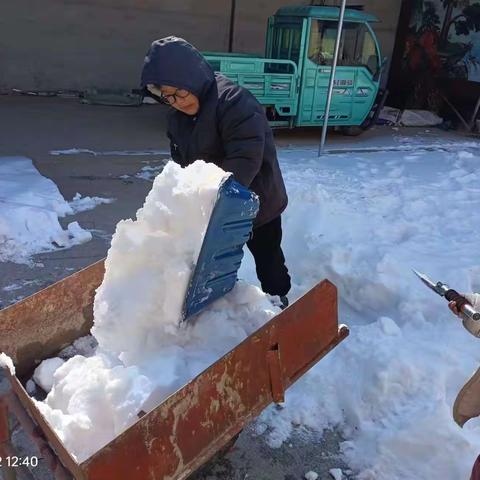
[214,363,247,416]
[209,399,220,414]
[163,382,201,480]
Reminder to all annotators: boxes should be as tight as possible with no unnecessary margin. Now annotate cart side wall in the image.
[0,261,104,377]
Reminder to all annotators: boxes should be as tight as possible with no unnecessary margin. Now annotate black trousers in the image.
[246,216,291,297]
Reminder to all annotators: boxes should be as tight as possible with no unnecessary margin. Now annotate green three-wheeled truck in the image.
[205,6,386,134]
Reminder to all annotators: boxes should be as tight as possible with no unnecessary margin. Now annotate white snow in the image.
[33,357,65,393]
[135,164,165,181]
[34,160,276,462]
[49,148,170,156]
[305,471,319,480]
[7,130,480,478]
[67,221,92,244]
[69,193,114,213]
[3,280,42,292]
[237,140,480,480]
[0,157,93,264]
[26,379,37,395]
[59,335,98,359]
[0,353,15,375]
[35,354,153,458]
[329,468,343,480]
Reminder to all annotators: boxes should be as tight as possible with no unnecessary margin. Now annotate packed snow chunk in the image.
[26,380,37,395]
[305,471,319,480]
[329,468,343,480]
[35,355,153,462]
[69,193,114,213]
[33,358,65,393]
[0,156,92,264]
[67,221,92,244]
[378,316,401,336]
[92,160,231,365]
[0,353,15,375]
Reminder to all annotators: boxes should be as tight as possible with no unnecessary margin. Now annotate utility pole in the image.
[318,0,347,156]
[228,0,237,53]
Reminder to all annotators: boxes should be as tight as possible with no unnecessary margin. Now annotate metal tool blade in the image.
[412,269,443,296]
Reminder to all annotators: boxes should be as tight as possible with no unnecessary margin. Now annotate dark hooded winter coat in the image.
[141,37,288,227]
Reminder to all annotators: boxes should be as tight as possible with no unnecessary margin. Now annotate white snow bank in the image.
[36,161,276,462]
[69,193,114,213]
[241,144,480,480]
[0,157,92,264]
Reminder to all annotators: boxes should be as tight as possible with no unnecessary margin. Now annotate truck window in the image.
[308,20,379,74]
[271,23,302,65]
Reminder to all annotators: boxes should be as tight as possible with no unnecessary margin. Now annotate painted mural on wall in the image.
[405,0,480,82]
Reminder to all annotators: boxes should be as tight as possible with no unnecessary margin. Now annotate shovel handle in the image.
[445,289,480,321]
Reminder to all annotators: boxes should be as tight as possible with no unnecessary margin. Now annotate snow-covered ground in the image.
[2,131,480,478]
[239,137,480,479]
[0,157,113,264]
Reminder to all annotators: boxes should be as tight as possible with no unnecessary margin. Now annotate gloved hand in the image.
[449,293,480,317]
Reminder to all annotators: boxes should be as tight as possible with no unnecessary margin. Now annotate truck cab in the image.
[204,6,382,129]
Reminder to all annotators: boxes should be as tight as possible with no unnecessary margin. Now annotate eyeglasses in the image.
[146,84,190,105]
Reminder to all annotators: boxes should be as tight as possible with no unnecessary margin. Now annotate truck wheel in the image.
[340,126,364,136]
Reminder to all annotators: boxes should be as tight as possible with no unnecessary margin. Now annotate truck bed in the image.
[204,53,299,127]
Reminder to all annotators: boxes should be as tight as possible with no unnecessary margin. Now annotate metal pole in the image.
[319,0,347,156]
[228,0,236,53]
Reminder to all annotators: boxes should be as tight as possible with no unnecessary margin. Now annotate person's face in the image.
[147,84,199,115]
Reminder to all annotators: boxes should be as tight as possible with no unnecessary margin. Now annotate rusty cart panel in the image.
[0,260,105,377]
[0,270,347,480]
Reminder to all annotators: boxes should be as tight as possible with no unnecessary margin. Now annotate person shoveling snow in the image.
[141,36,291,309]
[30,160,278,461]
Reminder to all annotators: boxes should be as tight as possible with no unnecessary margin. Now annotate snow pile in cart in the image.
[33,160,276,462]
[237,140,480,480]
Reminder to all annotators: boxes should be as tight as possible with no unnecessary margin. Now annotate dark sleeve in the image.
[217,89,265,187]
[167,131,181,163]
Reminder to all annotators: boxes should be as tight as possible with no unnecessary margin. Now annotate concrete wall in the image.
[0,0,401,91]
[233,0,307,53]
[1,1,231,90]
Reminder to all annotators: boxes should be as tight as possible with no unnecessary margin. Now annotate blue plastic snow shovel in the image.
[182,176,259,321]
